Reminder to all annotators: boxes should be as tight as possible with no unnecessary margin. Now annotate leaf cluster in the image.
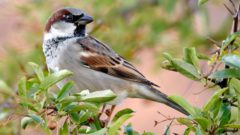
[162,14,240,135]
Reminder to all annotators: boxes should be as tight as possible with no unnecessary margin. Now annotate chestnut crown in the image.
[45,7,93,34]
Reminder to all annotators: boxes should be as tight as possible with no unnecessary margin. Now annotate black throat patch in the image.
[74,25,86,37]
[43,36,74,58]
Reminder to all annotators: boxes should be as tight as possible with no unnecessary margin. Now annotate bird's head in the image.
[44,7,93,40]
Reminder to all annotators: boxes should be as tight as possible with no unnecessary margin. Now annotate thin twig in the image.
[154,111,177,127]
[207,37,221,47]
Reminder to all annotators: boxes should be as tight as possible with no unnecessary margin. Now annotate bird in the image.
[42,7,189,116]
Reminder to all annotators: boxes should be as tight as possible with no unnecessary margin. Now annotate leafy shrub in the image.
[17,62,152,135]
[1,0,240,134]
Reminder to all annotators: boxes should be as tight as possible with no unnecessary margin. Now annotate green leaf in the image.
[209,69,240,79]
[195,126,203,135]
[59,120,69,135]
[221,32,240,54]
[87,128,107,135]
[29,62,45,82]
[112,108,134,122]
[93,116,102,130]
[172,59,201,80]
[79,128,88,134]
[198,0,208,5]
[40,97,46,109]
[56,81,73,101]
[70,112,80,123]
[194,117,210,130]
[197,53,210,60]
[19,102,39,112]
[81,90,117,103]
[230,78,240,94]
[61,102,77,111]
[28,114,45,126]
[163,52,173,60]
[0,80,15,96]
[161,62,177,71]
[21,117,33,129]
[108,114,133,135]
[68,103,99,113]
[224,124,240,129]
[79,111,92,123]
[184,47,199,69]
[211,100,222,118]
[73,90,90,96]
[60,96,80,104]
[219,103,231,127]
[177,118,193,127]
[168,96,198,117]
[18,77,27,98]
[40,70,72,90]
[203,88,228,112]
[183,128,191,135]
[163,53,201,80]
[230,79,240,123]
[222,54,240,69]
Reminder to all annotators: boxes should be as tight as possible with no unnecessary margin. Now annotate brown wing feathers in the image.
[78,36,159,87]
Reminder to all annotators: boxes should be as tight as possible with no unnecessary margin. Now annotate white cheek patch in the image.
[44,22,76,40]
[52,22,76,33]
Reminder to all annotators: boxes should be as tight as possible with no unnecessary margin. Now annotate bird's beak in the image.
[77,15,93,25]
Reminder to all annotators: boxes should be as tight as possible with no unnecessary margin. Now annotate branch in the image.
[154,111,177,127]
[209,1,240,88]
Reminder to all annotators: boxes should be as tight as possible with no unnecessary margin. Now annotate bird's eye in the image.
[79,13,84,18]
[64,14,74,21]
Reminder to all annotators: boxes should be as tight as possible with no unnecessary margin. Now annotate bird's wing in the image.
[77,36,159,87]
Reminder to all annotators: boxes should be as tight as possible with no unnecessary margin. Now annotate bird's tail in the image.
[135,85,189,115]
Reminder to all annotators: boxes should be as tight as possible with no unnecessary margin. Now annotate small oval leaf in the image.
[21,117,33,129]
[28,62,45,82]
[40,70,72,90]
[222,54,240,69]
[209,69,240,79]
[108,114,133,135]
[81,90,117,103]
[203,88,228,112]
[56,81,73,101]
[112,108,134,122]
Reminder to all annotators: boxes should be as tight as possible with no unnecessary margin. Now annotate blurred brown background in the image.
[0,0,233,134]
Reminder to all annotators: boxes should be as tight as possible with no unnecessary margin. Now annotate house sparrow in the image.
[43,7,189,115]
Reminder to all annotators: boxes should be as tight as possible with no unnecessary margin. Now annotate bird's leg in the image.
[98,104,106,119]
[104,105,116,124]
[99,105,116,127]
[105,105,116,117]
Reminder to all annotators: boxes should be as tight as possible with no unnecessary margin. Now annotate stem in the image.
[237,96,240,125]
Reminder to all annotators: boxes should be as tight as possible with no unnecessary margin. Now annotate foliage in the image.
[7,62,143,135]
[0,0,237,134]
[160,0,240,133]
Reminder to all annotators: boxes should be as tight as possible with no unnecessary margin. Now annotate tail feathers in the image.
[163,97,189,115]
[137,86,189,115]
